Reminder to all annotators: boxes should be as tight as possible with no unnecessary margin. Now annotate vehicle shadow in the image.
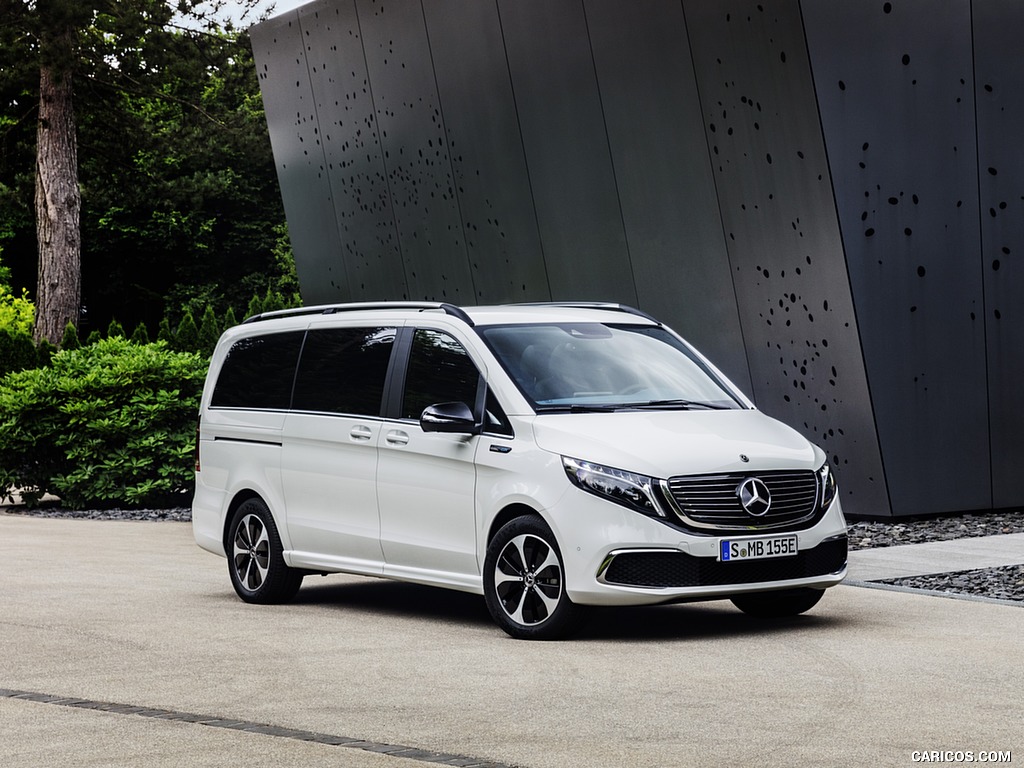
[293,577,492,628]
[290,577,848,641]
[577,602,845,642]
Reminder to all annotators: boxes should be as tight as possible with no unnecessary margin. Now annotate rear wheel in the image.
[484,516,587,640]
[730,588,824,618]
[227,498,303,604]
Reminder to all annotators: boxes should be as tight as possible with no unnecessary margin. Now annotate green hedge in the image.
[0,337,207,508]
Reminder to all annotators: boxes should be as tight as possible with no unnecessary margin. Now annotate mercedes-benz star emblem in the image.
[737,477,772,517]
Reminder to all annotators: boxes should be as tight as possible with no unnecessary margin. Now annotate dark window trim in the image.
[211,436,284,448]
[382,326,414,421]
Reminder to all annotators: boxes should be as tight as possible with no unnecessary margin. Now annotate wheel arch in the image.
[486,502,548,548]
[222,489,267,554]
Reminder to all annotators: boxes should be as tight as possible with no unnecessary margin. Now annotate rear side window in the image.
[211,331,305,410]
[292,327,396,416]
[401,329,480,420]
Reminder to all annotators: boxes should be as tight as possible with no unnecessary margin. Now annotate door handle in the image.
[385,429,410,446]
[350,425,373,441]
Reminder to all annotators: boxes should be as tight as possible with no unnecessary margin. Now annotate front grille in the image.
[601,537,847,589]
[665,470,819,531]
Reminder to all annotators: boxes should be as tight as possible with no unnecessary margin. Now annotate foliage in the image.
[197,304,219,357]
[0,284,34,336]
[0,247,40,374]
[0,249,35,336]
[0,1,289,337]
[129,322,149,345]
[0,337,207,508]
[60,321,80,351]
[0,328,38,377]
[174,310,199,353]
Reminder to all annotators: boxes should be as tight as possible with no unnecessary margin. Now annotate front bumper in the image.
[546,488,848,607]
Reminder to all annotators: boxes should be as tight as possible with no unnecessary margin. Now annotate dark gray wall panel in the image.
[297,0,406,299]
[974,0,1024,508]
[355,0,475,301]
[421,0,550,304]
[686,0,889,517]
[251,12,350,302]
[804,0,989,516]
[583,0,751,391]
[496,0,637,303]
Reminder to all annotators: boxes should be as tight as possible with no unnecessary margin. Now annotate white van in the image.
[192,302,847,639]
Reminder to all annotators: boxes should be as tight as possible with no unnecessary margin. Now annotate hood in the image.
[530,409,821,478]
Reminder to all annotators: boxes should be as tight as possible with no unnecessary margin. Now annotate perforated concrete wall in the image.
[251,0,1024,518]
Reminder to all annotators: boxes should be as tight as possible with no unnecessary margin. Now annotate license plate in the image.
[719,535,798,562]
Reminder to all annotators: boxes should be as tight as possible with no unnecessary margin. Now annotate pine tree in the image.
[175,310,199,353]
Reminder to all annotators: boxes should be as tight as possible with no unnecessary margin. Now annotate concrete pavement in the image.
[847,532,1024,582]
[1,515,1021,767]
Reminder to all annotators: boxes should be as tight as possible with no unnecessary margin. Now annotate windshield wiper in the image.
[539,400,733,413]
[626,399,732,411]
[536,403,622,413]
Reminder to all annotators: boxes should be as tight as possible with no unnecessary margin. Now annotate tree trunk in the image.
[34,52,81,346]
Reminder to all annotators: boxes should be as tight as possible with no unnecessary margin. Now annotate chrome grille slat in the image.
[666,470,819,531]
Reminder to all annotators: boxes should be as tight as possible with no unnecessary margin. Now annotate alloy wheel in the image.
[493,533,564,626]
[232,513,270,592]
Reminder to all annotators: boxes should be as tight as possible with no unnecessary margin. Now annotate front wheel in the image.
[730,588,824,618]
[483,516,587,640]
[227,498,303,604]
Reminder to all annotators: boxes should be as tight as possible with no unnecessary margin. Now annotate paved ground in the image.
[847,532,1024,581]
[2,516,1021,767]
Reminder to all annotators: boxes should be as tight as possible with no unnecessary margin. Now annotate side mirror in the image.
[420,402,480,434]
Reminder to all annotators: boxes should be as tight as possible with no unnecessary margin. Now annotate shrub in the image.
[36,339,57,368]
[60,322,81,351]
[0,284,35,336]
[129,322,150,345]
[174,310,199,352]
[157,317,174,344]
[0,337,207,508]
[106,319,126,338]
[0,328,38,377]
[197,305,220,356]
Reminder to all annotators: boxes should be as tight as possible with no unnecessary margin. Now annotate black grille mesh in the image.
[602,538,847,588]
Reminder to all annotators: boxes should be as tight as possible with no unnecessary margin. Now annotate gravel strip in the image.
[6,504,1024,603]
[847,509,1024,550]
[874,565,1024,603]
[2,506,192,522]
[847,509,1024,604]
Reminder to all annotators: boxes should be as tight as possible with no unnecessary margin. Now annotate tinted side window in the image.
[402,329,480,420]
[292,327,396,416]
[211,331,305,409]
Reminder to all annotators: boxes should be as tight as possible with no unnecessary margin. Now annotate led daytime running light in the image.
[818,461,838,510]
[563,457,665,517]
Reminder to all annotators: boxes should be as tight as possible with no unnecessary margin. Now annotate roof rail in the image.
[242,301,474,326]
[515,301,660,324]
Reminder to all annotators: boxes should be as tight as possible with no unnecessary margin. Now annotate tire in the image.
[227,498,303,604]
[730,587,825,618]
[483,516,587,640]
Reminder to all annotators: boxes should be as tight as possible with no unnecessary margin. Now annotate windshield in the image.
[479,323,744,411]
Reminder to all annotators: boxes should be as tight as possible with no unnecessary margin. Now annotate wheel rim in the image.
[493,533,563,626]
[232,513,270,592]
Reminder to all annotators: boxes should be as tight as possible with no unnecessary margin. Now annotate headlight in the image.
[562,457,666,517]
[818,461,838,510]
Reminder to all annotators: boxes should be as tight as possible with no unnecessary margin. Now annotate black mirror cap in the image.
[420,401,481,434]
